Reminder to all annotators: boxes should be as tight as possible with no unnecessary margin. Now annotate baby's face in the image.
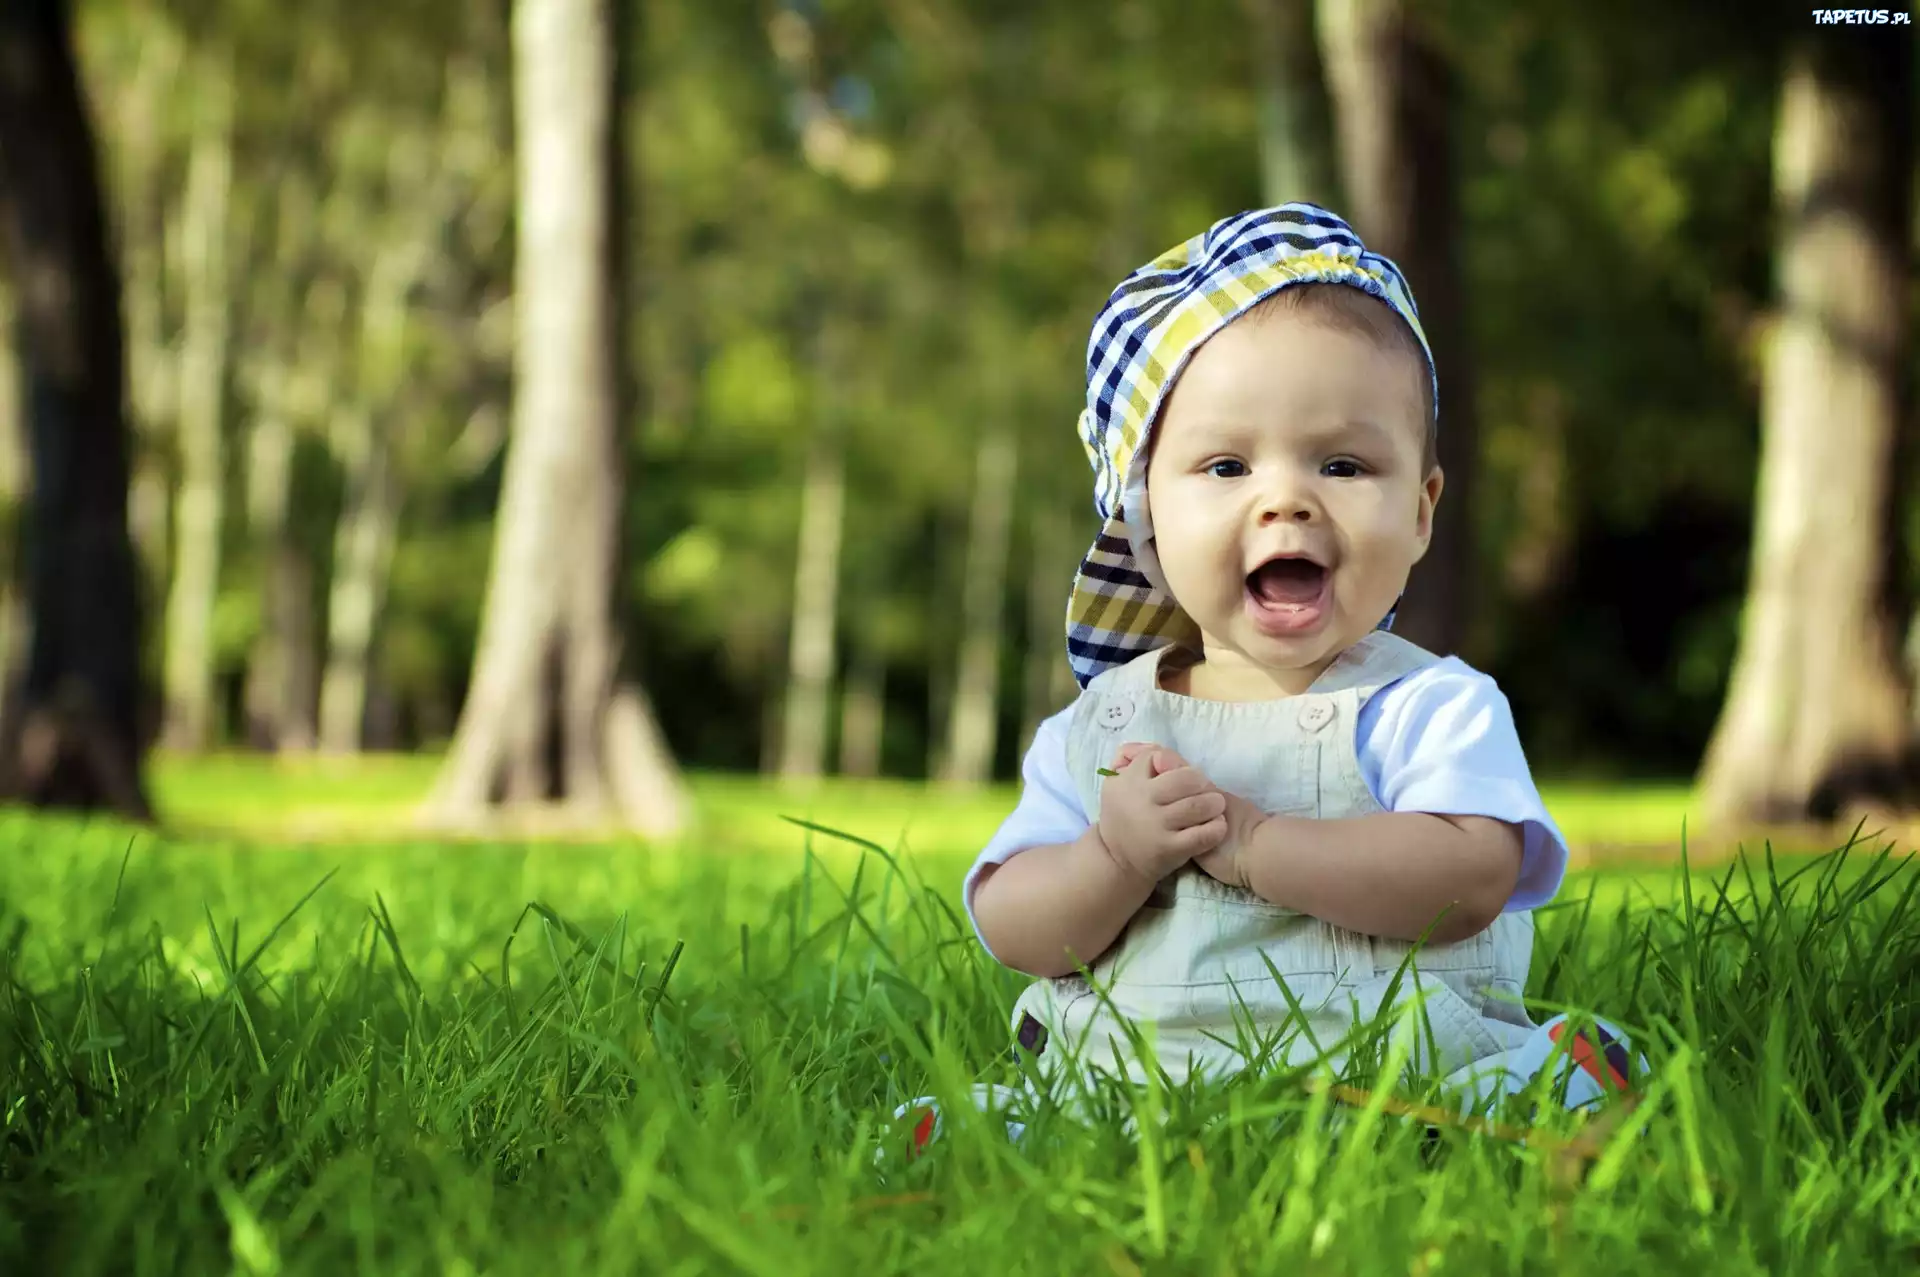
[1144,306,1441,697]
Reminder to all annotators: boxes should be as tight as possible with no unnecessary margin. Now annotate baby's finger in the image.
[1173,814,1228,856]
[1097,744,1144,777]
[1162,790,1226,829]
[1147,765,1215,802]
[1146,748,1189,777]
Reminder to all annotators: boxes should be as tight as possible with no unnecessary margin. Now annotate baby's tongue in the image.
[1249,559,1326,605]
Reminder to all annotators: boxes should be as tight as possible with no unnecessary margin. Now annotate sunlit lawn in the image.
[142,752,1749,920]
[4,756,1918,1271]
[148,750,1699,861]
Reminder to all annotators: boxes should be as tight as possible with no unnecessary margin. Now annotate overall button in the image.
[1099,695,1135,729]
[1298,701,1335,732]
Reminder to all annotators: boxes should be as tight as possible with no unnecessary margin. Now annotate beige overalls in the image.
[1010,629,1538,1091]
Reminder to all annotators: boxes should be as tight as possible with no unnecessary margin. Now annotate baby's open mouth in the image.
[1246,556,1328,606]
[1243,555,1332,637]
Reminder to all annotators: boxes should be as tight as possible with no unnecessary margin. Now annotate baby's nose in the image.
[1256,496,1317,523]
[1251,471,1318,523]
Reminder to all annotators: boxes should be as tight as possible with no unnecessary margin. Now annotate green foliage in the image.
[4,808,1920,1270]
[62,0,1917,775]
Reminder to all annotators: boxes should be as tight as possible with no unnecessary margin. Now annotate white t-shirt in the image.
[963,656,1568,946]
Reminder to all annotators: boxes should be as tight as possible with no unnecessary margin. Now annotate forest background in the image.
[0,0,1915,852]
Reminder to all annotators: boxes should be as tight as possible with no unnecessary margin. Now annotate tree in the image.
[764,3,897,788]
[0,285,26,740]
[1243,0,1341,209]
[316,396,400,755]
[941,416,1017,786]
[239,176,324,752]
[776,315,849,786]
[887,0,1029,789]
[1696,27,1915,826]
[0,0,151,817]
[159,46,234,751]
[317,109,459,755]
[1317,0,1477,657]
[88,4,182,697]
[425,0,688,834]
[1017,496,1083,754]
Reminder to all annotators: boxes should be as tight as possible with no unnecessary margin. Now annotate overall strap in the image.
[1304,630,1440,701]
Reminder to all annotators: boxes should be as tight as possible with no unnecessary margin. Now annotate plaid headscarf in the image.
[1065,203,1437,689]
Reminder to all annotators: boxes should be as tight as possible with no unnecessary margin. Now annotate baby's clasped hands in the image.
[1095,743,1269,889]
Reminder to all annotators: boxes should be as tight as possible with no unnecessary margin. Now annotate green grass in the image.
[6,769,1920,1272]
[146,753,1041,861]
[146,752,1704,865]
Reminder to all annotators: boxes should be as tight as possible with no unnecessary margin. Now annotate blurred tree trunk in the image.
[1243,0,1340,208]
[1499,382,1570,602]
[426,0,688,834]
[1908,609,1920,731]
[1697,31,1915,826]
[363,664,400,750]
[0,0,150,817]
[160,54,233,751]
[316,234,417,755]
[242,179,324,753]
[322,64,491,756]
[941,421,1016,786]
[776,322,847,785]
[0,285,25,732]
[758,675,783,776]
[1019,498,1073,753]
[241,370,318,750]
[924,513,955,780]
[837,638,884,778]
[125,211,170,598]
[317,405,399,753]
[111,23,176,614]
[1317,0,1476,658]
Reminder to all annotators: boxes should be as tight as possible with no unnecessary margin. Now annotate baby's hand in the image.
[1193,791,1270,891]
[1103,741,1156,775]
[1094,743,1227,883]
[1107,744,1270,890]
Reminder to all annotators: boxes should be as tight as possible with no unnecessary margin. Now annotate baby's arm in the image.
[970,831,1160,979]
[1204,659,1562,944]
[967,716,1224,978]
[1223,804,1522,943]
[968,709,1159,978]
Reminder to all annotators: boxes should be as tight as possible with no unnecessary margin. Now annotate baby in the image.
[895,205,1640,1156]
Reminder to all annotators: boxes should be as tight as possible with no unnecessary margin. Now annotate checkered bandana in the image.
[1065,203,1437,689]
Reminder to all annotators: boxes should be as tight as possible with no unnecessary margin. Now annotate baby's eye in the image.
[1205,459,1248,479]
[1322,458,1367,479]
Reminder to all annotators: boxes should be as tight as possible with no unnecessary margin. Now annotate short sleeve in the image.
[1354,659,1568,911]
[962,704,1087,953]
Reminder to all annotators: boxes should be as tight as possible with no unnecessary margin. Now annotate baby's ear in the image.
[1415,465,1445,546]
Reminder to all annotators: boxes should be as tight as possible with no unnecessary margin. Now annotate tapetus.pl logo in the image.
[1809,8,1911,20]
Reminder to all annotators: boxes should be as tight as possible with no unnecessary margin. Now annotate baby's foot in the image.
[874,1085,1031,1167]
